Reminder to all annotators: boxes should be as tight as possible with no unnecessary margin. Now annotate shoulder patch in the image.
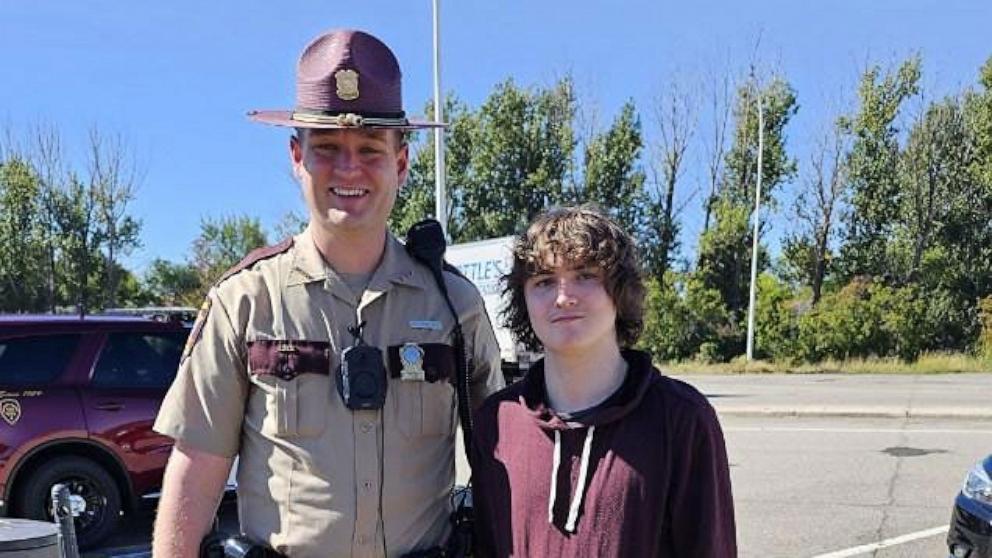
[216,237,294,286]
[181,296,212,361]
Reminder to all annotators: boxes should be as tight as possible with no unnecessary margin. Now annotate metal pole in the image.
[52,483,80,558]
[432,0,447,238]
[745,84,764,362]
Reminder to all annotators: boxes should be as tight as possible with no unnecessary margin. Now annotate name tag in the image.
[409,320,442,331]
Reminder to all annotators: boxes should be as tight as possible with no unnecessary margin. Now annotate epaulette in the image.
[215,237,294,286]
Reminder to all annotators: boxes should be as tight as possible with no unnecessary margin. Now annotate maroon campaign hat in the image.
[248,29,442,130]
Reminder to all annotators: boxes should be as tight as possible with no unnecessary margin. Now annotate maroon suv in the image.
[0,314,190,549]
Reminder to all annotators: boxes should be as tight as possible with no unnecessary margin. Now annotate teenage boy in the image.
[471,206,736,557]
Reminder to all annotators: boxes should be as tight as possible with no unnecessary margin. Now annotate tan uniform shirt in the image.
[154,232,503,558]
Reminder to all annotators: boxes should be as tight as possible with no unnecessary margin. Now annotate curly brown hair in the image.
[501,205,646,351]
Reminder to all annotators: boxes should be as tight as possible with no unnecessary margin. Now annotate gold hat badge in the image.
[334,69,360,101]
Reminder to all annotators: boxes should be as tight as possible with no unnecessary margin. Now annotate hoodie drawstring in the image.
[548,426,596,533]
[548,431,561,526]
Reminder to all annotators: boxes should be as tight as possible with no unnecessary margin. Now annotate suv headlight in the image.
[962,460,992,505]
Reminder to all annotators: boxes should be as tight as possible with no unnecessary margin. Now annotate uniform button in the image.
[361,422,373,433]
[362,479,373,491]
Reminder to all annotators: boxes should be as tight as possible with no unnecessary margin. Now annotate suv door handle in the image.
[94,402,124,411]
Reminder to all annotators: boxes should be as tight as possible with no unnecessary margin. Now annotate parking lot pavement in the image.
[674,372,992,419]
[723,414,991,557]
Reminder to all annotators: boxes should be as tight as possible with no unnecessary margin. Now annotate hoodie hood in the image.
[517,348,657,431]
[515,349,659,534]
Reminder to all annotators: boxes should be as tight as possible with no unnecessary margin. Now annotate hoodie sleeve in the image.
[470,397,502,558]
[668,398,737,557]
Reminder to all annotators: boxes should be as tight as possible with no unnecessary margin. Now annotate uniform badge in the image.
[0,399,21,426]
[399,342,426,381]
[334,69,360,101]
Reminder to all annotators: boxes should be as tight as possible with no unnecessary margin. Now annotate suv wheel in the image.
[15,456,123,550]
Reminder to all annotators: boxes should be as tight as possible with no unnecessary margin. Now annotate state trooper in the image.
[152,28,503,558]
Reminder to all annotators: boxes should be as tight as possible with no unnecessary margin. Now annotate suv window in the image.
[91,332,187,389]
[0,334,81,386]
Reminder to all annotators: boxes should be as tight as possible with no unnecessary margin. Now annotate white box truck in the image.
[445,236,538,379]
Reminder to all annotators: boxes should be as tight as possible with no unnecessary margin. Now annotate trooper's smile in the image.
[331,187,370,198]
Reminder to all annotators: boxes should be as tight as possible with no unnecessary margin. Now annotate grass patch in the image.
[661,352,992,375]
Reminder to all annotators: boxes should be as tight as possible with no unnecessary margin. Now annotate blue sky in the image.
[2,1,990,274]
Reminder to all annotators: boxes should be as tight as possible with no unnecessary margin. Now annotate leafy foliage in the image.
[579,101,647,233]
[0,157,48,312]
[639,272,737,362]
[837,57,921,279]
[978,296,992,359]
[191,215,268,296]
[141,259,202,307]
[696,76,798,318]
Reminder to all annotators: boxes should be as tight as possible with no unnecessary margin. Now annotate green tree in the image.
[399,80,576,243]
[837,57,921,280]
[142,259,202,307]
[753,273,800,361]
[966,56,992,192]
[960,56,992,299]
[47,171,103,316]
[697,74,798,321]
[455,78,576,241]
[106,264,157,308]
[794,278,931,362]
[2,126,144,315]
[697,197,754,320]
[722,76,799,208]
[0,156,48,312]
[191,215,268,294]
[639,272,735,362]
[896,97,972,283]
[390,96,476,237]
[580,101,647,234]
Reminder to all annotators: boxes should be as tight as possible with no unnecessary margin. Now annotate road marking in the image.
[810,525,948,557]
[726,426,991,434]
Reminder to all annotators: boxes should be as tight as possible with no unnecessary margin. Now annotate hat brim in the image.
[248,110,444,130]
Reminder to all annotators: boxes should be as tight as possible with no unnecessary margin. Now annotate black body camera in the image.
[336,343,387,410]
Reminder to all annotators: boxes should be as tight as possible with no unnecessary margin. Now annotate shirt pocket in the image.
[390,343,457,438]
[394,381,456,438]
[247,340,331,438]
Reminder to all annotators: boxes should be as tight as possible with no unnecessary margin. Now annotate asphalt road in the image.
[723,414,988,557]
[89,373,992,558]
[685,372,992,557]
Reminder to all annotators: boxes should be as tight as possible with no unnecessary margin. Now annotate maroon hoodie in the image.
[471,350,736,557]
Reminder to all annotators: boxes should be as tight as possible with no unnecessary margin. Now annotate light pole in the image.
[745,78,764,362]
[431,0,447,238]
